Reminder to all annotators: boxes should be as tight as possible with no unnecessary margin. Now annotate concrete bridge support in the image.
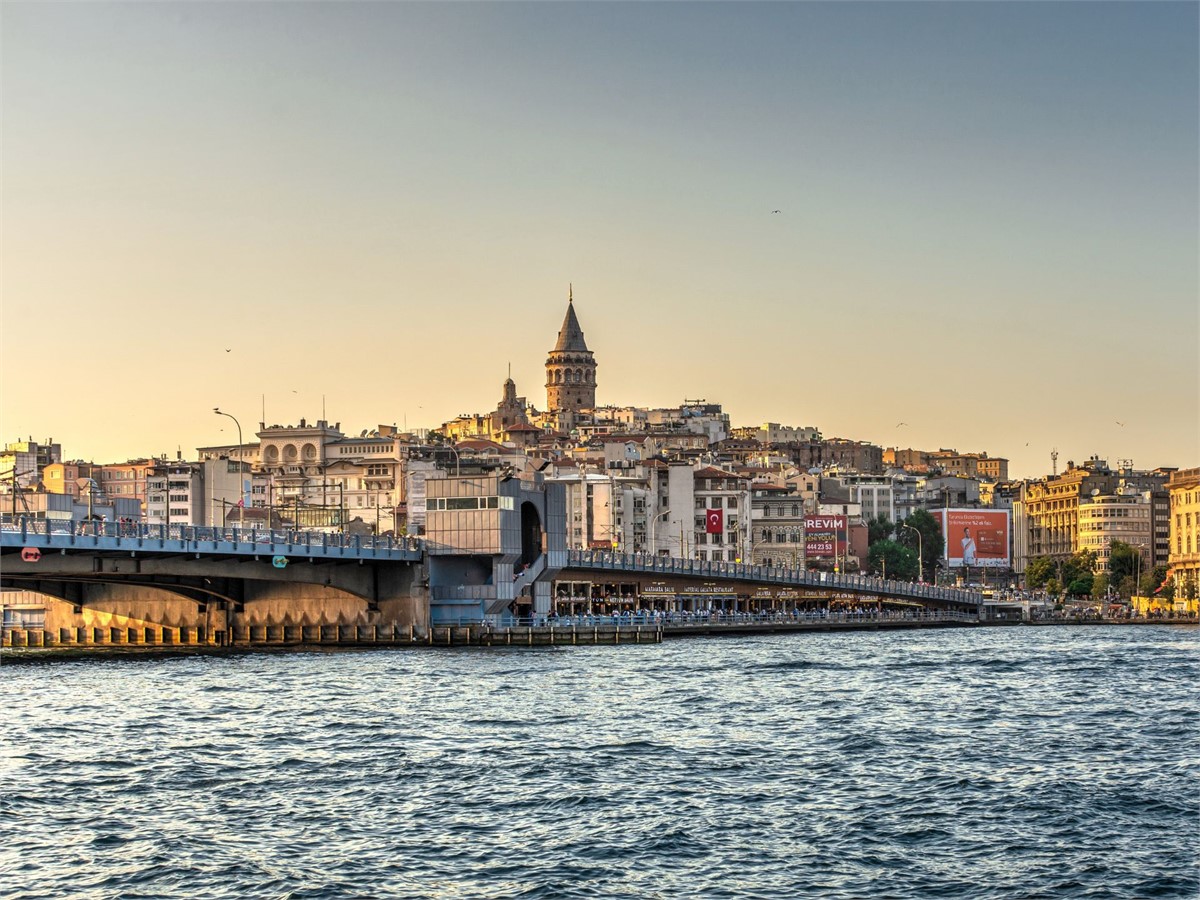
[3,561,429,648]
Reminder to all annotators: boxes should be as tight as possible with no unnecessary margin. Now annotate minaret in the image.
[546,285,597,414]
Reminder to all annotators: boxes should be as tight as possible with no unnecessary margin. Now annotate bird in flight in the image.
[771,210,781,214]
[1115,420,1126,426]
[225,348,232,353]
[896,422,908,428]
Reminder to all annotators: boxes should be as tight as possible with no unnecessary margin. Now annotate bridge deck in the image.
[1,519,423,563]
[565,550,982,607]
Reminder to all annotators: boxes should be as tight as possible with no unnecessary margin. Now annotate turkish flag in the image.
[706,508,723,534]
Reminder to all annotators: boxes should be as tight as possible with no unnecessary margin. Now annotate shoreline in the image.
[2,617,1194,664]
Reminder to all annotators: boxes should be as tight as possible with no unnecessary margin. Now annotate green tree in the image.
[898,510,943,581]
[1065,573,1096,598]
[1060,549,1098,591]
[1107,541,1142,588]
[1144,564,1170,599]
[1092,572,1110,599]
[867,540,919,581]
[867,514,894,546]
[1026,556,1055,589]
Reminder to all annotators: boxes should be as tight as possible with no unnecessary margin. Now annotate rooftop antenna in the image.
[1051,448,1059,476]
[322,394,326,422]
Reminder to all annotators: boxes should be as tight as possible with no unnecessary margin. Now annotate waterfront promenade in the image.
[4,607,1193,656]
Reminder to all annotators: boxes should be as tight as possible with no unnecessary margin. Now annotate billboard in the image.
[803,515,847,559]
[933,509,1010,569]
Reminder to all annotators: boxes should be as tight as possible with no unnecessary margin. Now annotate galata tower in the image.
[545,287,597,414]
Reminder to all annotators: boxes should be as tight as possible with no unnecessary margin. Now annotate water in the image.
[2,626,1197,900]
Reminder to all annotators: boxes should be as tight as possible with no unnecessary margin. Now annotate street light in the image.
[902,522,924,584]
[213,407,244,528]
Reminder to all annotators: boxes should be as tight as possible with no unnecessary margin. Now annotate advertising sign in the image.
[803,515,847,558]
[933,509,1010,569]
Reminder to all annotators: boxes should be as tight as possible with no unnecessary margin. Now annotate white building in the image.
[1077,488,1154,568]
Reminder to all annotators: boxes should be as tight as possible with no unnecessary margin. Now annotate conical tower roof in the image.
[553,298,589,353]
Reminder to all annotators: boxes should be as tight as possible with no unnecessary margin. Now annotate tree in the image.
[1092,572,1110,599]
[1060,550,1098,591]
[867,514,894,547]
[898,510,943,581]
[1026,556,1055,589]
[1144,564,1170,599]
[1065,574,1096,598]
[1107,541,1142,588]
[867,540,919,581]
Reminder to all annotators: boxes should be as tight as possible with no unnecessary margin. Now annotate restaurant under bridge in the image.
[536,550,981,619]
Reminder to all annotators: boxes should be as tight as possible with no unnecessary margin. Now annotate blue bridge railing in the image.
[1,516,424,561]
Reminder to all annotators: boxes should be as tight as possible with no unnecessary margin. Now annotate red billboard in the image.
[803,515,847,559]
[933,509,1010,569]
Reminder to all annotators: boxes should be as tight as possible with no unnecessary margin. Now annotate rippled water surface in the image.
[2,626,1197,899]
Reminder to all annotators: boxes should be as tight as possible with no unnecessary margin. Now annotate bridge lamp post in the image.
[902,523,924,584]
[213,408,244,529]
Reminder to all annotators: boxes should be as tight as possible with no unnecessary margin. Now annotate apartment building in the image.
[1168,468,1200,598]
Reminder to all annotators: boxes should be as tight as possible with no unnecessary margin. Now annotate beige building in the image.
[1023,457,1170,566]
[42,462,96,499]
[732,422,822,445]
[1077,489,1154,569]
[749,483,805,568]
[441,376,533,442]
[1168,468,1200,599]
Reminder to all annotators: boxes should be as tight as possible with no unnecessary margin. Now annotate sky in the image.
[2,2,1196,480]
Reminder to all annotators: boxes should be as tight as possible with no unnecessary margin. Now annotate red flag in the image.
[706,508,723,534]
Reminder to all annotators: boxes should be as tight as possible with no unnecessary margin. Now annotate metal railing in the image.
[565,549,982,606]
[0,516,424,556]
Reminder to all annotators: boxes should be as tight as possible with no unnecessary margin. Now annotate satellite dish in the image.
[1092,488,1100,496]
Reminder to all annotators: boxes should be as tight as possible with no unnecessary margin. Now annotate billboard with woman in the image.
[932,509,1010,569]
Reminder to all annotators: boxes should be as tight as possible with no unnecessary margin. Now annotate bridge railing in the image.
[0,516,424,554]
[565,549,982,606]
